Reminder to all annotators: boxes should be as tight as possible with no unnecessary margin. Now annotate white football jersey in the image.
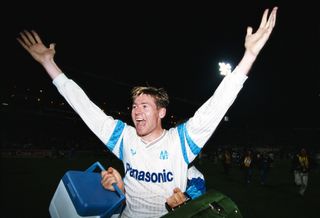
[53,68,247,217]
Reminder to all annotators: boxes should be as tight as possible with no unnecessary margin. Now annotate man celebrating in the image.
[17,7,277,217]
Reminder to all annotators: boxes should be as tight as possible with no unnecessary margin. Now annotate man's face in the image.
[131,94,165,137]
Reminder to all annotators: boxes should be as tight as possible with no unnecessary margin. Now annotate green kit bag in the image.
[161,189,242,218]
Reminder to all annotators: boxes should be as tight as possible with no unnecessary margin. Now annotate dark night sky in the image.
[4,1,320,130]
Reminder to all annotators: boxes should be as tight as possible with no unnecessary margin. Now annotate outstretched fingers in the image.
[243,7,278,58]
[17,30,43,50]
[31,30,43,44]
[269,7,277,29]
[262,7,278,30]
[23,30,37,44]
[16,37,28,51]
[259,8,269,28]
[264,7,277,38]
[17,31,32,49]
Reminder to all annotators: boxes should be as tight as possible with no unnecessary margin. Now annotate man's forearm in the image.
[42,59,63,80]
[236,50,257,76]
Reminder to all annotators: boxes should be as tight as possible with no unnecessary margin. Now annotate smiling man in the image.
[16,6,277,217]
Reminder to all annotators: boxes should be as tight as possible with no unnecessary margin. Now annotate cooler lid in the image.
[62,170,125,217]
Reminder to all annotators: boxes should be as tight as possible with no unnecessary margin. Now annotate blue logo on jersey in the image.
[125,163,173,183]
[130,148,137,156]
[160,150,168,160]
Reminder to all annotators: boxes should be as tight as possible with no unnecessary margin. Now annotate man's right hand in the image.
[101,167,125,193]
[17,30,55,65]
[17,30,63,79]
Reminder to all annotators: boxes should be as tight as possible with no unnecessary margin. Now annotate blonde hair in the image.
[131,86,169,108]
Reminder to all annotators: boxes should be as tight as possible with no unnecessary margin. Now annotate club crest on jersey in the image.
[160,150,168,160]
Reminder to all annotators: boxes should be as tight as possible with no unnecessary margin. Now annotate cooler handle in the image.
[112,183,124,197]
[86,161,124,197]
[86,161,106,172]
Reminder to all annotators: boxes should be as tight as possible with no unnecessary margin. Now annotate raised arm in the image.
[180,7,278,165]
[17,30,121,152]
[237,7,278,75]
[17,30,62,79]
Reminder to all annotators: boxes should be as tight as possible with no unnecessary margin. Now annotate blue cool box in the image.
[49,162,125,218]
